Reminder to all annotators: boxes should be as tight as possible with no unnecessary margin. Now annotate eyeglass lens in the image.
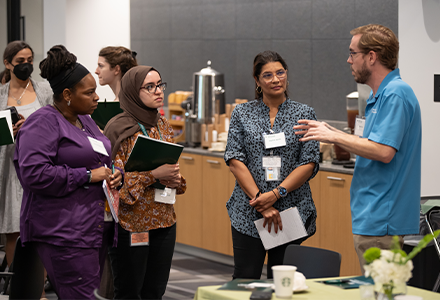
[261,70,286,82]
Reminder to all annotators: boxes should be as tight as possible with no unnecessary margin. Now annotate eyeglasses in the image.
[261,70,286,82]
[349,51,364,59]
[140,82,167,94]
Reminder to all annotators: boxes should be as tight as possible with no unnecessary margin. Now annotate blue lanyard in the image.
[138,121,162,140]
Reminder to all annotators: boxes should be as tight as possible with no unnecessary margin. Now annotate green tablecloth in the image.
[194,279,440,300]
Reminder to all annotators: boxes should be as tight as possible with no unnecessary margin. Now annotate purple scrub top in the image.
[14,105,116,248]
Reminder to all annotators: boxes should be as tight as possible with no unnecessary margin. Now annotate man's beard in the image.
[352,60,371,84]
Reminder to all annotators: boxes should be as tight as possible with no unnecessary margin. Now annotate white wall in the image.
[43,0,130,101]
[399,0,440,196]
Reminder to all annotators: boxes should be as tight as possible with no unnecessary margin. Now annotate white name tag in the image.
[354,117,366,137]
[87,137,109,156]
[262,156,281,168]
[154,188,176,204]
[264,132,286,149]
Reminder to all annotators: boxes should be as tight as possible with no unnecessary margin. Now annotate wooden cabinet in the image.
[175,154,234,256]
[201,156,234,256]
[302,171,361,276]
[319,171,361,276]
[174,153,203,248]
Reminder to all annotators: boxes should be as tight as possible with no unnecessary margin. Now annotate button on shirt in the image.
[224,99,320,238]
[350,69,422,236]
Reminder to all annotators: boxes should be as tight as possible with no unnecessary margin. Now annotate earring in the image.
[67,100,71,106]
[287,81,289,86]
[256,86,262,93]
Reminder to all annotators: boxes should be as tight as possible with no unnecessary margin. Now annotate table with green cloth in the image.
[194,278,440,300]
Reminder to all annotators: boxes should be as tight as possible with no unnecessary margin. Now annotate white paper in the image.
[102,181,119,223]
[254,207,307,250]
[264,132,286,149]
[0,111,14,143]
[154,188,176,204]
[87,136,109,156]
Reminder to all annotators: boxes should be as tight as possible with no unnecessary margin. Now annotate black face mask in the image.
[12,63,33,81]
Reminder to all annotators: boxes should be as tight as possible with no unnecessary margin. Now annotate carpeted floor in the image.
[0,250,235,300]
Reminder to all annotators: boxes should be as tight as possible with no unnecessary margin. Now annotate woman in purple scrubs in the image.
[13,45,123,299]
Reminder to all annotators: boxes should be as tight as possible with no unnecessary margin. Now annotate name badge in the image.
[354,117,366,137]
[87,137,109,156]
[264,132,286,149]
[130,231,149,247]
[262,156,281,168]
[154,188,176,204]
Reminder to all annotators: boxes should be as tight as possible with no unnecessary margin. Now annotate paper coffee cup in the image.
[272,265,296,298]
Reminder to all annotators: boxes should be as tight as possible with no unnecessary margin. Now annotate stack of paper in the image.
[254,207,307,250]
[102,181,119,223]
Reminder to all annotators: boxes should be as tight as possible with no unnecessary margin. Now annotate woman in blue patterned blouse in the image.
[224,50,320,279]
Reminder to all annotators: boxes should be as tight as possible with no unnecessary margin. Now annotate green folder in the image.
[0,117,14,146]
[318,275,374,289]
[125,135,184,189]
[90,101,123,130]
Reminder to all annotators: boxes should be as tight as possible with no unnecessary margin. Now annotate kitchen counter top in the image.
[182,147,354,175]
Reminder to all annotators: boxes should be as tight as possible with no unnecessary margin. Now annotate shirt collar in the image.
[368,68,401,104]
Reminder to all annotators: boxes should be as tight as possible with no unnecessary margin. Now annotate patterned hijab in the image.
[104,66,160,159]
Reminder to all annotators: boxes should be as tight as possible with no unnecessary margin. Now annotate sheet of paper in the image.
[254,207,307,250]
[102,180,119,223]
[0,111,14,143]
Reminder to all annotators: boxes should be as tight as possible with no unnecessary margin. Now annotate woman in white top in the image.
[95,46,137,101]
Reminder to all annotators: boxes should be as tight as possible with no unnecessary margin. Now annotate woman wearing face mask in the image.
[104,66,186,299]
[95,46,137,101]
[0,41,52,270]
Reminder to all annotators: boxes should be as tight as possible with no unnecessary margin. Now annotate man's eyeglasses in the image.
[349,51,364,59]
[261,70,286,82]
[140,82,167,94]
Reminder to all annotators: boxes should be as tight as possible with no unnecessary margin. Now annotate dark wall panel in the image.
[130,0,398,121]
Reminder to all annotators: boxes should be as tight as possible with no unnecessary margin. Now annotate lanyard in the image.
[138,121,162,140]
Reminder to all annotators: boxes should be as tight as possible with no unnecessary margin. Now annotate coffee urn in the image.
[189,60,225,145]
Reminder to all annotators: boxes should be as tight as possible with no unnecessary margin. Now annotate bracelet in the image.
[272,190,279,200]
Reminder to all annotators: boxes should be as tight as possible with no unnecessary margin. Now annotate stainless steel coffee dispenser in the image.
[189,60,225,145]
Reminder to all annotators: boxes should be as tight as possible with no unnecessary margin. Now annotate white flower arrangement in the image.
[363,230,440,300]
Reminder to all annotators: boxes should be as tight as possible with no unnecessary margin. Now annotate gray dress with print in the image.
[0,79,53,233]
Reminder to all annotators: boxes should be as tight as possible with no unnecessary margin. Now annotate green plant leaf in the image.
[364,247,381,264]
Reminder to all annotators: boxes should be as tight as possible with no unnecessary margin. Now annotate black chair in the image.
[283,244,341,279]
[94,288,110,300]
[0,237,44,299]
[424,207,440,292]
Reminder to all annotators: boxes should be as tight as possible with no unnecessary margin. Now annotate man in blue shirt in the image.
[293,24,422,269]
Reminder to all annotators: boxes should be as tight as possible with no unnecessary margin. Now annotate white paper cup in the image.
[272,265,296,298]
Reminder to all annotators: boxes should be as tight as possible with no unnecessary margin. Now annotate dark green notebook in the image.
[125,135,184,189]
[318,275,374,289]
[218,279,273,291]
[0,117,14,146]
[90,101,123,129]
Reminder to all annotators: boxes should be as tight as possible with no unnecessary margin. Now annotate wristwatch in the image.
[277,186,288,198]
[87,170,92,183]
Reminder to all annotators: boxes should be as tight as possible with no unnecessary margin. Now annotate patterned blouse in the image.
[115,116,187,232]
[224,98,320,238]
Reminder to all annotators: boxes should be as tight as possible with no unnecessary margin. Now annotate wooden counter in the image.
[174,149,361,276]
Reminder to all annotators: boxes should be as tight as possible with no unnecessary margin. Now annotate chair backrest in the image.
[283,244,341,279]
[94,288,110,300]
[9,237,44,300]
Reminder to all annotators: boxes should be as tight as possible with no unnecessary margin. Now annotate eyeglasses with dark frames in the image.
[140,82,167,94]
[349,51,364,59]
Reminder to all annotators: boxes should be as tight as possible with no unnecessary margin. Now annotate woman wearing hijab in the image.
[104,66,186,299]
[14,45,122,299]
